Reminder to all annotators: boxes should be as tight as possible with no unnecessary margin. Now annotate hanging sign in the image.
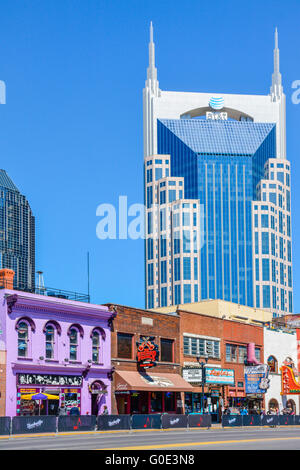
[136,336,159,369]
[281,365,300,395]
[244,365,270,394]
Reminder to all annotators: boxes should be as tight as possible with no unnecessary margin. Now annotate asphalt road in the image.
[1,426,300,450]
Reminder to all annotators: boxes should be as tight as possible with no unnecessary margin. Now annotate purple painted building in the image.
[0,270,115,417]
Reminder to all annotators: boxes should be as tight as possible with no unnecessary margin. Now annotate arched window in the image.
[43,321,61,360]
[92,330,101,364]
[45,325,55,359]
[69,327,79,361]
[286,399,296,414]
[268,398,279,411]
[17,321,29,357]
[267,355,278,373]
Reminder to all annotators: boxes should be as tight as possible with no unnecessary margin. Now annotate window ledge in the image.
[17,357,33,361]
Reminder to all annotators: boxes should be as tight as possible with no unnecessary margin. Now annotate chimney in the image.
[0,269,15,289]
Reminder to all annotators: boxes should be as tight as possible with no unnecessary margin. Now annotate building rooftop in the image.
[151,298,273,324]
[0,169,20,192]
[0,281,90,303]
[158,119,276,156]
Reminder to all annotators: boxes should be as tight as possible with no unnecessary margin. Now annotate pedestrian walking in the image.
[69,405,80,416]
[58,404,67,416]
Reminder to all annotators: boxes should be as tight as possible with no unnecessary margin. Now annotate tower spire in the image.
[270,27,283,101]
[146,21,159,95]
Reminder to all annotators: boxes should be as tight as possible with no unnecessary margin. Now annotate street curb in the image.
[0,424,299,439]
[0,427,216,439]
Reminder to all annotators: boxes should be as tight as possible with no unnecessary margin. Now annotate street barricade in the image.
[188,414,211,428]
[131,414,162,430]
[262,415,279,426]
[0,417,11,435]
[12,416,57,434]
[97,415,131,431]
[161,414,188,429]
[294,415,300,425]
[279,415,295,426]
[57,415,96,432]
[242,415,261,427]
[222,415,243,427]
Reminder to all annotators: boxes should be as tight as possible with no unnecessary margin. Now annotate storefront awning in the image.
[115,371,194,393]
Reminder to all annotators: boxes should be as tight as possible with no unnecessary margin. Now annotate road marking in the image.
[99,436,300,450]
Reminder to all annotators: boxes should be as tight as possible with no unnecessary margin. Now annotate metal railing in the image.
[0,281,90,303]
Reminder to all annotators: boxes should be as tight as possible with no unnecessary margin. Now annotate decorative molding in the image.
[67,323,84,339]
[108,307,117,331]
[7,295,112,320]
[43,320,62,336]
[107,367,115,381]
[15,316,36,333]
[90,327,106,341]
[7,294,18,314]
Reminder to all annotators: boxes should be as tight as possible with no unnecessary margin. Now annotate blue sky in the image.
[0,0,299,310]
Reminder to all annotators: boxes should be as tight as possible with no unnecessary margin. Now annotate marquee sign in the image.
[182,367,234,385]
[136,336,159,369]
[281,365,300,395]
[17,374,83,387]
[205,367,235,385]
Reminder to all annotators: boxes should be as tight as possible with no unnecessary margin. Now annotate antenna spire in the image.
[146,21,159,95]
[271,27,283,100]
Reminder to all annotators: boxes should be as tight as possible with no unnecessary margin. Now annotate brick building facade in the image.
[179,308,264,421]
[106,304,193,415]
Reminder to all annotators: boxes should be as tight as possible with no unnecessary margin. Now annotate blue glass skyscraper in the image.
[0,170,35,290]
[143,26,292,316]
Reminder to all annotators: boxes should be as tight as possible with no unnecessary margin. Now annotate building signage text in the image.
[206,112,228,121]
[137,336,159,369]
[244,365,270,394]
[17,373,83,387]
[183,367,234,385]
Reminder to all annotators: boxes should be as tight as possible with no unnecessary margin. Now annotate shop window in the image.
[151,392,162,413]
[17,321,29,357]
[267,355,278,373]
[255,348,261,362]
[45,325,55,359]
[286,399,296,413]
[92,330,101,363]
[268,398,279,412]
[238,346,247,364]
[183,335,220,358]
[226,344,237,362]
[69,327,79,361]
[117,333,133,359]
[164,392,175,412]
[161,338,174,362]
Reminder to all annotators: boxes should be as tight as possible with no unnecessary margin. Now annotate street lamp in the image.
[197,355,209,414]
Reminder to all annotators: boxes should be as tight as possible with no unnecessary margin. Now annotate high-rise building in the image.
[143,26,292,317]
[0,170,35,290]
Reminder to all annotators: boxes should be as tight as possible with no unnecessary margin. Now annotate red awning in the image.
[115,371,194,393]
